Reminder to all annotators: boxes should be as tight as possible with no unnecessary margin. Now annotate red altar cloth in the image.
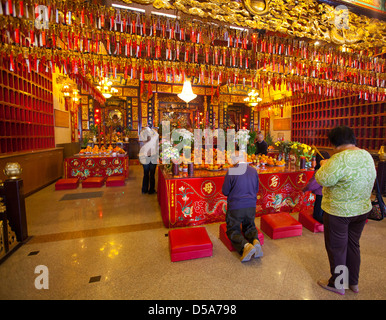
[158,165,315,228]
[64,155,129,180]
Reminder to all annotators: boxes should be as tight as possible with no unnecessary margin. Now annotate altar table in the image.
[64,154,129,180]
[158,165,314,228]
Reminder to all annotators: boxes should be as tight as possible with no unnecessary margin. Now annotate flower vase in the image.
[295,156,301,168]
[311,156,316,169]
[188,163,194,176]
[300,156,306,170]
[172,163,179,176]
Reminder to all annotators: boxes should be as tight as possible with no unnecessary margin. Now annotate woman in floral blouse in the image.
[315,126,376,295]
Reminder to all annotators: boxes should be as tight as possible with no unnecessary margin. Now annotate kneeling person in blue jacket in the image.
[222,162,263,262]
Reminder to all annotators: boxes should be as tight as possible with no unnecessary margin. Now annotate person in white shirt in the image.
[139,125,159,194]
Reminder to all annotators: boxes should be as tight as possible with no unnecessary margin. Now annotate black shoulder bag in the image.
[368,178,385,221]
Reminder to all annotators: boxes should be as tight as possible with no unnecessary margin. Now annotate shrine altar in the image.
[158,165,315,228]
[64,154,129,180]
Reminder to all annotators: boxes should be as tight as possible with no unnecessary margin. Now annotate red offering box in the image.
[82,177,105,188]
[169,227,213,262]
[260,213,302,240]
[55,178,79,190]
[106,176,125,187]
[219,223,264,251]
[298,211,324,233]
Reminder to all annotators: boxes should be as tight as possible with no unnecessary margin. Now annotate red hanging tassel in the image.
[147,80,152,100]
[19,0,23,17]
[9,52,15,71]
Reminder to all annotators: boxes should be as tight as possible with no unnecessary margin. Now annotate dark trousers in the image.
[313,194,324,224]
[226,207,258,255]
[142,163,157,193]
[323,211,369,287]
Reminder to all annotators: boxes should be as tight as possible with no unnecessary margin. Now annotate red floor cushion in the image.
[298,211,324,233]
[219,223,264,251]
[55,178,79,190]
[260,213,302,239]
[106,176,125,187]
[169,227,213,262]
[82,177,104,188]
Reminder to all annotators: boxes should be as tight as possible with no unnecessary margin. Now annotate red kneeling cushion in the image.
[298,211,324,233]
[55,178,79,190]
[106,176,125,187]
[169,227,213,262]
[82,177,104,188]
[219,223,264,251]
[260,213,302,240]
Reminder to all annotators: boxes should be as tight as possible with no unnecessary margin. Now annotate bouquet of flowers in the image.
[235,129,250,150]
[159,139,180,164]
[275,140,294,154]
[172,128,194,146]
[291,142,315,161]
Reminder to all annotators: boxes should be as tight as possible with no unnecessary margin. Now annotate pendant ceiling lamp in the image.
[96,77,118,99]
[178,79,197,103]
[244,89,262,106]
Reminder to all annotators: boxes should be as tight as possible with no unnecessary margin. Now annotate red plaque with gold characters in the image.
[158,166,314,228]
[64,155,129,180]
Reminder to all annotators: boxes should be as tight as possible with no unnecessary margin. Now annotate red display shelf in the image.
[0,60,54,154]
[291,95,386,151]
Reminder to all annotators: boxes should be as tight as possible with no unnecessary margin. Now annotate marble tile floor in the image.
[0,165,385,300]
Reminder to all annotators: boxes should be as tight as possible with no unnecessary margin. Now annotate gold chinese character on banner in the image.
[203,182,214,194]
[269,175,279,188]
[297,173,306,185]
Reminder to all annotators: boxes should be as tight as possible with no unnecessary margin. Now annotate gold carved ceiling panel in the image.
[125,0,386,50]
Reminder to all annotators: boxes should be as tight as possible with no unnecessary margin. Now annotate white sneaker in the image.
[253,239,263,258]
[240,243,256,262]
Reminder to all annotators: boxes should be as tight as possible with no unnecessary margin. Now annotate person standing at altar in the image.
[255,133,268,155]
[315,126,376,295]
[139,125,159,195]
[302,151,330,224]
[222,162,263,262]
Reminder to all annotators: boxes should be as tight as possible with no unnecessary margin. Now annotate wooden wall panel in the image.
[54,109,69,128]
[273,118,291,131]
[0,148,64,196]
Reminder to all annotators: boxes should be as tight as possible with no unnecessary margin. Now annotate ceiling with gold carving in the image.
[122,0,386,51]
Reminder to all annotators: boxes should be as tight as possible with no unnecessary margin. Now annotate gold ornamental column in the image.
[204,96,207,127]
[154,92,159,127]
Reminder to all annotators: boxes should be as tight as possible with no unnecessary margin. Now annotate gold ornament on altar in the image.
[3,162,22,180]
[379,146,386,162]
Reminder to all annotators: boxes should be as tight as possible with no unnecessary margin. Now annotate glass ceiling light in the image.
[96,77,117,99]
[244,89,262,107]
[62,84,71,97]
[178,79,197,103]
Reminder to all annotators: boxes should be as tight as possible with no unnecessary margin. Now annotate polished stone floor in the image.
[0,166,385,300]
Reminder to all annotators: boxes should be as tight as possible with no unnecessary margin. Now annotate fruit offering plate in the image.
[206,167,224,171]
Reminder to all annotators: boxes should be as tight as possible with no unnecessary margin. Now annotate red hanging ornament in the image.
[19,0,23,17]
[147,80,152,100]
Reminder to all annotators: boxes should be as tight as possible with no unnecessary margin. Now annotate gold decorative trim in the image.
[157,84,172,93]
[244,0,270,16]
[128,0,386,50]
